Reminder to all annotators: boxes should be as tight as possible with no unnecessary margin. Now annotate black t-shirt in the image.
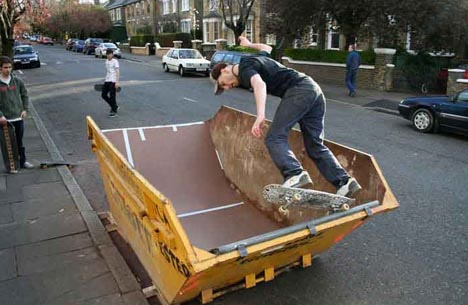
[238,55,309,97]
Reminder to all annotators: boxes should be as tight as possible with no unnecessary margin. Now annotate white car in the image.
[162,48,210,76]
[95,43,122,58]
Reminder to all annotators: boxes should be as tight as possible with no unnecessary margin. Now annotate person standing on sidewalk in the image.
[0,56,34,173]
[210,37,361,197]
[101,49,120,117]
[345,44,361,97]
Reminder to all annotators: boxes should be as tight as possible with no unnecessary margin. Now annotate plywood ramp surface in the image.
[104,123,280,250]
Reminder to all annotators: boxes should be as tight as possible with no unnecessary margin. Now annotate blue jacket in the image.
[346,51,361,70]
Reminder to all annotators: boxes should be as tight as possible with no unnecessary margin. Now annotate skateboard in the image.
[94,83,122,92]
[263,184,355,214]
[0,122,20,173]
[39,161,75,169]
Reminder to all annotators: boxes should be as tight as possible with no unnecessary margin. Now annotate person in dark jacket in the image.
[0,56,34,173]
[210,37,361,198]
[345,44,361,97]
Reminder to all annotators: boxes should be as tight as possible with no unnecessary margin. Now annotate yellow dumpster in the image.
[87,106,398,304]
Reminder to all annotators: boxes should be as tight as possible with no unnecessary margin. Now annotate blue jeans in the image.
[265,80,350,187]
[345,69,357,94]
[11,120,26,167]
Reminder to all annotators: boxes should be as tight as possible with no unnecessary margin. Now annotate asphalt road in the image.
[19,44,468,305]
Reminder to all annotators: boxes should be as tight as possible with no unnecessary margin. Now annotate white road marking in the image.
[17,70,23,74]
[138,128,146,141]
[183,97,199,103]
[172,126,178,132]
[122,129,134,167]
[177,202,245,218]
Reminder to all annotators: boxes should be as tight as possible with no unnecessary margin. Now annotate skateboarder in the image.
[0,56,34,173]
[101,49,120,117]
[211,37,361,197]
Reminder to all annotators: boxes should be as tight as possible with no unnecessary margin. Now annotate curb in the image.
[29,102,149,305]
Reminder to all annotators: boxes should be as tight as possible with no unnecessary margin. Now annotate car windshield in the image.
[179,50,202,59]
[104,43,117,48]
[14,47,34,54]
[77,40,85,45]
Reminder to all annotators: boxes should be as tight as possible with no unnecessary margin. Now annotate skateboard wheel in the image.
[279,205,289,215]
[341,203,350,211]
[293,193,302,201]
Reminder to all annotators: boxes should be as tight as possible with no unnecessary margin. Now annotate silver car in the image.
[95,43,121,58]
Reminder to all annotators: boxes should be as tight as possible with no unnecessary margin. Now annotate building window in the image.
[181,0,189,11]
[309,28,318,46]
[136,3,140,16]
[117,9,121,20]
[204,22,210,42]
[209,0,218,11]
[163,0,169,15]
[245,20,253,41]
[181,19,191,33]
[172,0,177,13]
[213,22,219,40]
[266,34,276,45]
[147,3,151,14]
[328,30,339,49]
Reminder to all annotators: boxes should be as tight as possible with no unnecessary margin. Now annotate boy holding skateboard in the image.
[101,49,120,118]
[0,56,34,173]
[211,37,360,197]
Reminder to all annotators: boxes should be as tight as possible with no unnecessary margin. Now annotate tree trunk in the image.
[1,36,14,59]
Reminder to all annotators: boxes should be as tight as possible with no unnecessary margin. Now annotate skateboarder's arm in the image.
[18,79,29,112]
[250,74,267,137]
[239,36,272,54]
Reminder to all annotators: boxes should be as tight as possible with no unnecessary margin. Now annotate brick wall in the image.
[281,57,376,89]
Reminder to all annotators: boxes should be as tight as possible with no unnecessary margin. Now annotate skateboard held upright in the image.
[0,122,20,173]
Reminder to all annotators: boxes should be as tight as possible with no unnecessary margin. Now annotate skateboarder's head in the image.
[211,62,239,95]
[0,56,12,77]
[106,49,114,59]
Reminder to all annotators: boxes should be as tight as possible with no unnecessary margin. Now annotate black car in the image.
[398,89,468,134]
[83,38,104,55]
[13,45,40,68]
[210,50,255,69]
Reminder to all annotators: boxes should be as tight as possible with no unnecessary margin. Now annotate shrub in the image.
[283,48,376,65]
[156,33,192,48]
[130,34,154,47]
[394,51,443,92]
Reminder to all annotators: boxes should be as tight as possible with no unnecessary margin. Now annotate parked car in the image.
[66,38,78,51]
[72,40,85,53]
[398,89,468,134]
[42,37,54,45]
[95,43,121,58]
[12,45,40,68]
[162,48,210,76]
[83,38,104,55]
[210,50,259,69]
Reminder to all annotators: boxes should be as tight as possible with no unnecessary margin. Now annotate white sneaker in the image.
[21,161,34,169]
[336,177,361,197]
[282,171,313,188]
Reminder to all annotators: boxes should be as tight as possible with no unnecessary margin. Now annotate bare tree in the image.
[220,0,255,45]
[0,0,47,57]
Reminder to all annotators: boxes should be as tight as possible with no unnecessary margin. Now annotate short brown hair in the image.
[0,56,12,67]
[210,62,227,80]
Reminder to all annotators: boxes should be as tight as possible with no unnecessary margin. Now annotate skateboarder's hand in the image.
[251,116,265,138]
[115,82,119,90]
[0,116,6,127]
[21,111,27,119]
[238,36,251,47]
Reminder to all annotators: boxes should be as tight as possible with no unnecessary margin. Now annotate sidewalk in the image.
[0,104,149,305]
[120,51,413,112]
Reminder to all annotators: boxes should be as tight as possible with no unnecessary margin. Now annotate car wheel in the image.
[412,108,434,133]
[205,72,210,77]
[179,66,185,77]
[95,53,98,58]
[163,63,169,72]
[35,61,41,68]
